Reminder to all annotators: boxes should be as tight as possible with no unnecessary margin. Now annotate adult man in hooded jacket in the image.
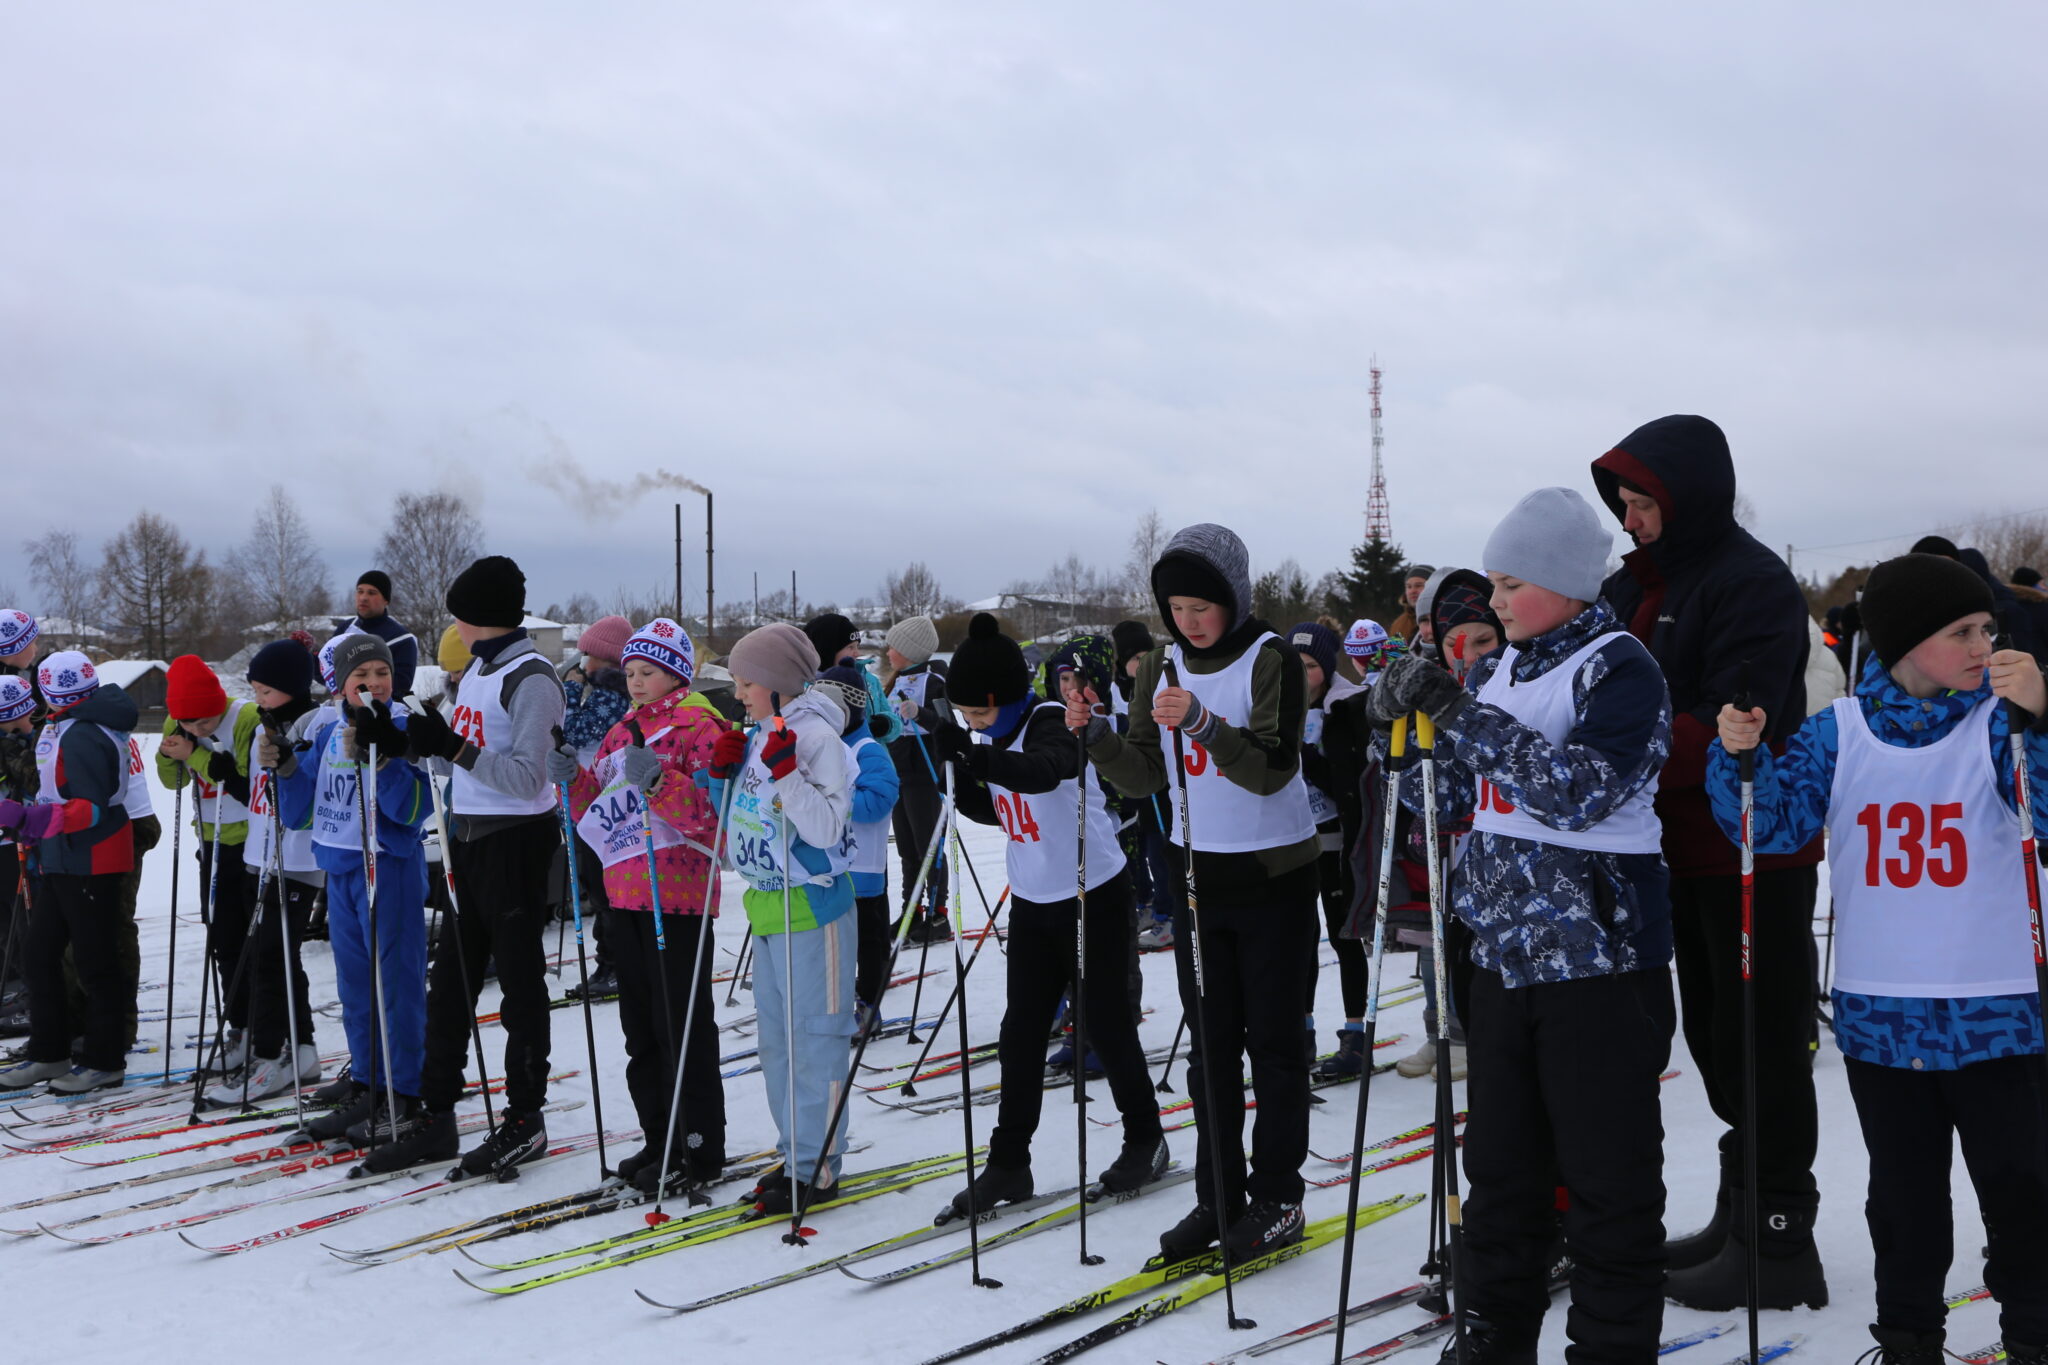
[1592,415,1829,1312]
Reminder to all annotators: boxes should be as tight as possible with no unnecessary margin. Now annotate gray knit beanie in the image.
[886,615,940,666]
[1481,487,1612,603]
[728,622,820,704]
[330,632,395,696]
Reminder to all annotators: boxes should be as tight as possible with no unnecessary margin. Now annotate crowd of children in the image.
[0,451,2043,1364]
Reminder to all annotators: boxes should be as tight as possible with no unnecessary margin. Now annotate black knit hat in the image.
[945,613,1031,708]
[803,613,859,665]
[1111,620,1153,672]
[1285,621,1339,681]
[445,556,526,629]
[1861,553,1995,668]
[1908,535,1961,560]
[357,570,393,604]
[247,639,315,700]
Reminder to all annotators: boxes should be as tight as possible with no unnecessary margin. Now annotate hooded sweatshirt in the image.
[31,682,139,877]
[1592,415,1822,878]
[1087,522,1318,896]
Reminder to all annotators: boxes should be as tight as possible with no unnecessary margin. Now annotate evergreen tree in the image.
[1330,535,1408,625]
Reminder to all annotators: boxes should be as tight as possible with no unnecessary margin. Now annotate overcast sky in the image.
[6,2,2046,623]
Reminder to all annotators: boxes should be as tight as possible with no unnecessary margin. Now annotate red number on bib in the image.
[1856,801,1969,889]
[451,705,486,746]
[1477,779,1517,815]
[996,794,1042,844]
[1180,740,1210,778]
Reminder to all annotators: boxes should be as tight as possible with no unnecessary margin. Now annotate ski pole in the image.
[789,785,957,1238]
[162,782,182,1084]
[1732,670,1761,1365]
[551,726,609,1178]
[909,725,1005,958]
[262,742,307,1136]
[764,701,808,1247]
[1332,715,1410,1363]
[355,692,401,1149]
[938,763,998,1286]
[1073,721,1101,1266]
[424,745,496,1132]
[1162,657,1251,1331]
[722,928,751,1008]
[896,883,1011,1098]
[185,778,226,1115]
[2002,685,2048,1091]
[1154,1013,1186,1094]
[1416,710,1470,1365]
[649,734,735,1221]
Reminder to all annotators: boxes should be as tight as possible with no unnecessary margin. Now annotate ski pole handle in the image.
[1387,712,1407,761]
[1413,711,1434,753]
[1732,661,1756,785]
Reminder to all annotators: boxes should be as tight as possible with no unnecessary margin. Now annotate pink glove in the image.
[0,799,25,831]
[19,804,65,842]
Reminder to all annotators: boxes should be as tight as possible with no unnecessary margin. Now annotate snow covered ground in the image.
[0,738,2005,1365]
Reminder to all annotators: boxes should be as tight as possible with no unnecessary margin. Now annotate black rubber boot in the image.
[944,1161,1033,1221]
[1664,1193,1828,1311]
[1663,1180,1731,1271]
[1854,1324,1944,1364]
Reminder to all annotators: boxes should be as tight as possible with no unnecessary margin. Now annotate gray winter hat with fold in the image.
[1481,487,1613,603]
[886,615,940,667]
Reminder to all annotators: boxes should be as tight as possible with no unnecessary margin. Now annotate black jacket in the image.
[1591,414,1819,878]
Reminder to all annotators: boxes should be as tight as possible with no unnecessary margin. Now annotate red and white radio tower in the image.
[1365,358,1391,542]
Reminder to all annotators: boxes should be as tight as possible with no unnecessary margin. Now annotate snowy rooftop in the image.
[95,659,168,688]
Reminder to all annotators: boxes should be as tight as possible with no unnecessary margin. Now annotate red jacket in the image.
[567,688,728,915]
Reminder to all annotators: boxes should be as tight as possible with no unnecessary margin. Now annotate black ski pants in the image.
[1307,847,1369,1020]
[1170,854,1319,1210]
[889,740,947,917]
[854,892,891,1015]
[244,870,318,1061]
[1670,865,1820,1203]
[608,908,726,1179]
[26,873,131,1072]
[1846,1054,2048,1344]
[421,818,556,1114]
[1461,965,1675,1364]
[196,839,252,1030]
[989,873,1162,1170]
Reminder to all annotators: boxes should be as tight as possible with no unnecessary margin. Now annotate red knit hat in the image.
[577,615,633,668]
[166,654,228,720]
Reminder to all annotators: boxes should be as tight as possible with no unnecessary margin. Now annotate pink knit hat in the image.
[577,614,633,667]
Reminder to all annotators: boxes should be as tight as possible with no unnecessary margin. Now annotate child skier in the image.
[704,623,856,1214]
[1072,523,1321,1265]
[155,655,263,1071]
[554,618,731,1191]
[815,662,900,1032]
[206,640,324,1105]
[1288,621,1373,1079]
[883,615,951,944]
[925,617,1169,1215]
[1709,552,2047,1365]
[1363,488,1675,1363]
[0,653,139,1094]
[273,633,430,1143]
[357,556,567,1176]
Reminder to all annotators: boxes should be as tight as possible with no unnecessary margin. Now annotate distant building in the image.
[97,659,171,715]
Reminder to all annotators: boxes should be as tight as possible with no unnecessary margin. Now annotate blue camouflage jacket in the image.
[1706,653,2048,1069]
[1393,600,1674,987]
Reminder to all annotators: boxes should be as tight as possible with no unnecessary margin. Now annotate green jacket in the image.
[156,700,264,845]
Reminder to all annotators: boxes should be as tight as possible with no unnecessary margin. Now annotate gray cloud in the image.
[5,0,2045,617]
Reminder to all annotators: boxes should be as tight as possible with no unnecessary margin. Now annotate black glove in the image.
[351,698,408,757]
[402,701,465,762]
[928,717,975,764]
[203,748,239,782]
[1364,654,1468,728]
